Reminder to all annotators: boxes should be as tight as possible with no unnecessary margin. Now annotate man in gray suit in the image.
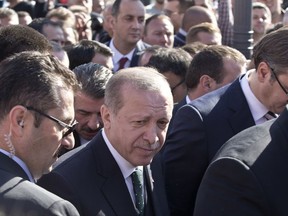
[0,51,79,215]
[194,105,288,216]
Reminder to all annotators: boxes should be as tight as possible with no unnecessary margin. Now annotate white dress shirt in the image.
[240,70,269,125]
[102,130,143,205]
[109,39,135,72]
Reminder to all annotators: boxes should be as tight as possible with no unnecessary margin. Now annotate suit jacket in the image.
[194,106,288,216]
[0,153,79,216]
[108,40,149,69]
[173,32,186,47]
[163,84,229,216]
[205,78,255,161]
[166,97,187,137]
[38,132,169,216]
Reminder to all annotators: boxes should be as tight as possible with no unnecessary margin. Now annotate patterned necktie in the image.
[264,111,277,120]
[131,168,144,215]
[118,57,128,70]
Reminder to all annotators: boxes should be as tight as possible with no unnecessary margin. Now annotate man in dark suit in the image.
[165,27,288,216]
[205,27,288,161]
[163,45,247,215]
[172,45,247,116]
[194,104,288,216]
[108,0,149,72]
[38,67,174,216]
[0,52,79,215]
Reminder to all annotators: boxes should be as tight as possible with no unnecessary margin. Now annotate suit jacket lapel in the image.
[226,80,255,134]
[92,135,137,215]
[0,153,30,181]
[144,155,170,216]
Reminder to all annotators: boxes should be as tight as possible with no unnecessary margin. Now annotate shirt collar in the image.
[110,39,135,64]
[102,130,138,178]
[178,28,187,36]
[0,149,35,183]
[240,70,268,124]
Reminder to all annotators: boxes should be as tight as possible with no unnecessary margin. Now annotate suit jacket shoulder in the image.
[194,109,288,215]
[163,84,229,215]
[38,132,169,216]
[0,154,79,216]
[205,79,255,160]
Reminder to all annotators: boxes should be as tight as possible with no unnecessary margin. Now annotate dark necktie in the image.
[264,111,277,120]
[131,168,144,215]
[118,57,128,70]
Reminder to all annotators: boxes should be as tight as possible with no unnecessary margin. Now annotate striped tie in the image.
[264,111,277,120]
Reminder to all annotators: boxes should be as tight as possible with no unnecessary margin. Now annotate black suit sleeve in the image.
[163,105,209,216]
[194,158,271,216]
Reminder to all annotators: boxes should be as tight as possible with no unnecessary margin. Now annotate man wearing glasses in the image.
[204,27,288,163]
[194,27,288,216]
[0,51,80,215]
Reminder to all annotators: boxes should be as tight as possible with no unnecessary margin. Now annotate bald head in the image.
[182,6,217,32]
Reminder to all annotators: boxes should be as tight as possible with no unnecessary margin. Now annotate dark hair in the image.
[252,27,288,74]
[0,51,79,124]
[186,45,246,89]
[73,62,113,99]
[146,47,191,80]
[0,25,51,62]
[66,39,113,70]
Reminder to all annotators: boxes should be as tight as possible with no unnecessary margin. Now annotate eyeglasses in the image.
[171,79,185,94]
[26,106,78,138]
[268,64,288,96]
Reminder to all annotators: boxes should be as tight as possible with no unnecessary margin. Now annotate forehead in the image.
[118,0,145,16]
[120,86,173,114]
[148,17,173,30]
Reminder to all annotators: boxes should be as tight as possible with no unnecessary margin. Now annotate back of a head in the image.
[186,22,222,45]
[186,45,246,89]
[0,51,78,121]
[253,27,288,72]
[73,62,113,99]
[46,6,76,28]
[146,47,191,79]
[182,6,217,32]
[0,25,52,62]
[105,67,173,114]
[28,18,61,35]
[67,39,113,70]
[181,42,207,57]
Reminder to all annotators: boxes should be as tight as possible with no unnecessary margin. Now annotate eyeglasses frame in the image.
[25,106,77,138]
[267,63,288,96]
[171,79,185,94]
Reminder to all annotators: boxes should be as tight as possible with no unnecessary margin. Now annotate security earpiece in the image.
[19,120,24,128]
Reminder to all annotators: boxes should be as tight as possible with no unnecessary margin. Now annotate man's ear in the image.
[199,75,215,92]
[257,61,271,83]
[110,16,116,29]
[100,104,112,129]
[9,105,27,136]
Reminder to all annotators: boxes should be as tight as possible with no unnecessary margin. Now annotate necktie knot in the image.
[264,111,277,120]
[118,57,128,70]
[131,168,144,215]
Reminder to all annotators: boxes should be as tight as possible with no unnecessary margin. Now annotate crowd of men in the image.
[1,0,288,215]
